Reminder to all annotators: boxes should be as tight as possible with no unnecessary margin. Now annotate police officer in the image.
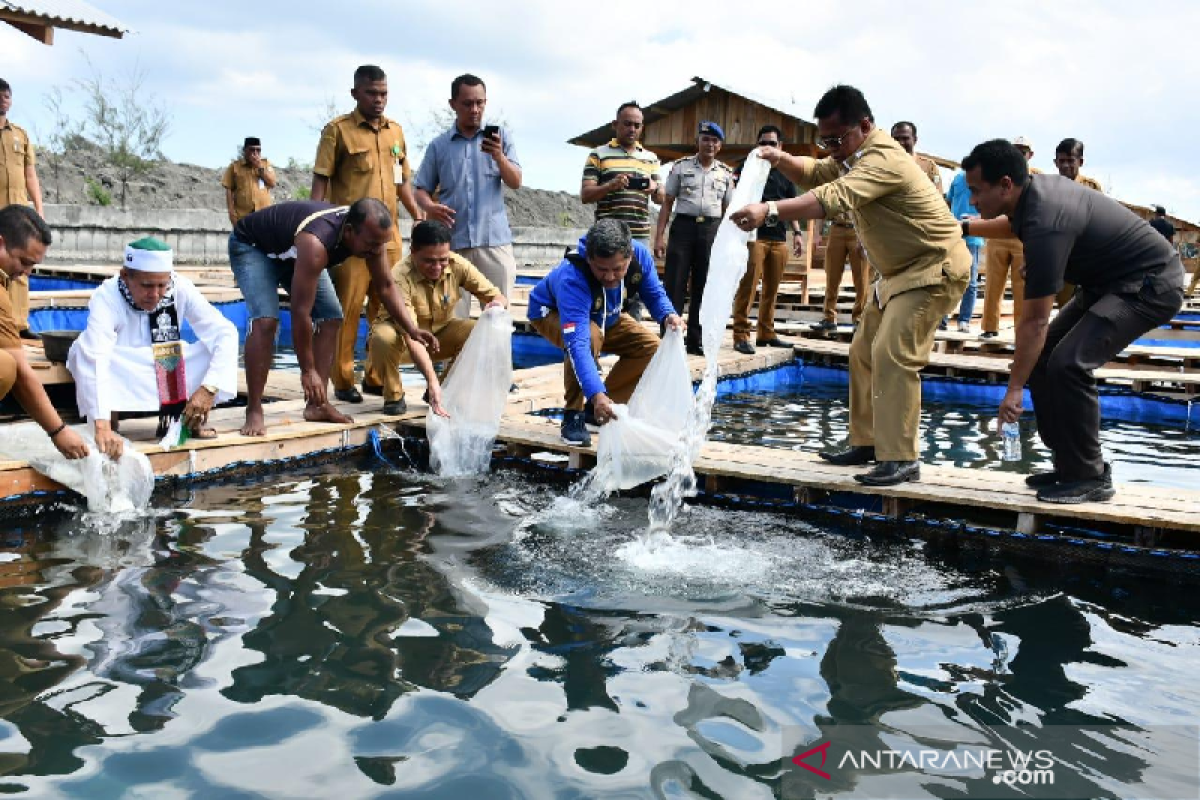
[0,79,43,340]
[312,65,425,403]
[654,121,734,355]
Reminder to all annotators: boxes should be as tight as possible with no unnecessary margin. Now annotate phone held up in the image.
[481,125,500,150]
[626,173,650,191]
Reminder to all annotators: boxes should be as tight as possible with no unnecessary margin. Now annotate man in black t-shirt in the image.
[963,140,1185,504]
[1149,206,1176,243]
[731,125,803,354]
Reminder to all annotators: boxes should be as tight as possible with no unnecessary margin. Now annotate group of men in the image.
[1,71,1194,506]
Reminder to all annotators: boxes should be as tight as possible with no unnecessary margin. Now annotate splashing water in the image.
[647,152,771,534]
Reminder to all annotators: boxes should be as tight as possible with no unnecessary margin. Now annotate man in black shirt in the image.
[1149,206,1176,243]
[963,140,1185,503]
[731,125,803,354]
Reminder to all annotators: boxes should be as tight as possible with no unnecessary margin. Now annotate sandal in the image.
[190,427,219,440]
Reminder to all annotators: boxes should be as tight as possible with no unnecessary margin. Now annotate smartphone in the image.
[481,125,500,148]
[627,173,650,191]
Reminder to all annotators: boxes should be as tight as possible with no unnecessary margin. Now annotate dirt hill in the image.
[36,139,598,229]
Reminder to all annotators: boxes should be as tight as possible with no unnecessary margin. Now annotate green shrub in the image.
[85,177,112,206]
[292,185,311,200]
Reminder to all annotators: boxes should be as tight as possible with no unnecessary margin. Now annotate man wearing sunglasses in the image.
[731,85,970,486]
[731,125,803,354]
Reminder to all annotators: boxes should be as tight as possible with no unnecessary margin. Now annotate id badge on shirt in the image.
[394,160,404,185]
[257,178,266,190]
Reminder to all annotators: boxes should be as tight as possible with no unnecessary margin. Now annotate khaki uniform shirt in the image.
[380,252,500,334]
[314,109,410,252]
[665,155,734,219]
[796,127,969,305]
[0,119,34,205]
[915,154,942,194]
[0,270,21,348]
[1076,173,1103,192]
[221,158,275,221]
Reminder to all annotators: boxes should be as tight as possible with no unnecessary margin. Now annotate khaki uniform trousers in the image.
[367,317,474,402]
[733,239,790,343]
[1188,266,1200,297]
[0,349,16,400]
[981,239,1025,333]
[531,312,659,410]
[848,268,969,461]
[823,225,868,323]
[330,246,398,391]
[6,276,29,331]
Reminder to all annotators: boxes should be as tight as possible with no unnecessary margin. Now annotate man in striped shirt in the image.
[581,102,662,246]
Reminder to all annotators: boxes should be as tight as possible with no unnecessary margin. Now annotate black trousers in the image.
[663,215,719,349]
[1028,279,1183,481]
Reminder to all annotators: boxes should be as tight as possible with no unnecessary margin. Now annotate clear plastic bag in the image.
[0,423,154,512]
[593,327,693,491]
[427,307,515,476]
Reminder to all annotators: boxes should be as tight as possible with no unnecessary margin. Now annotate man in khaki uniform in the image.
[732,85,969,486]
[1052,138,1104,307]
[890,121,943,194]
[0,80,43,340]
[368,221,507,415]
[312,65,424,404]
[981,136,1039,338]
[811,213,868,331]
[0,205,89,458]
[221,137,275,225]
[654,121,734,355]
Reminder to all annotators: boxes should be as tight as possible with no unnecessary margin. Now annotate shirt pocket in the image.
[680,175,698,196]
[347,145,374,173]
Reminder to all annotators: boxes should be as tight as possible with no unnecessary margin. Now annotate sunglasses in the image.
[817,126,859,151]
[758,139,779,147]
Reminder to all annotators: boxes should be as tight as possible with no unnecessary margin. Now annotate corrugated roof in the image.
[0,0,128,37]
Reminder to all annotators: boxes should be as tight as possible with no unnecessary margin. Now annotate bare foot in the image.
[304,402,353,425]
[241,407,267,436]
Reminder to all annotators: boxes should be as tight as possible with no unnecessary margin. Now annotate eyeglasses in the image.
[817,126,859,151]
[757,139,779,147]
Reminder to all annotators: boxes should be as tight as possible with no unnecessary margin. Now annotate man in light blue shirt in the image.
[415,73,521,317]
[945,170,984,333]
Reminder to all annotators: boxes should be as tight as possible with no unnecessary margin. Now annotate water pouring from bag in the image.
[646,151,771,533]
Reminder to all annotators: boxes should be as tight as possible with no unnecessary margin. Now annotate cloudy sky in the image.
[4,0,1199,220]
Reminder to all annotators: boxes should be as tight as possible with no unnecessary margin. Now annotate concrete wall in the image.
[42,205,583,268]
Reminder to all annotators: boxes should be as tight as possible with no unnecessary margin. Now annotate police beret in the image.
[698,121,724,141]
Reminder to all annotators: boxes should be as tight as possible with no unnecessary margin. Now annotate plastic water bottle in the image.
[1000,421,1021,462]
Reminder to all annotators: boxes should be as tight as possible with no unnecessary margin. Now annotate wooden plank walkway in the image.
[792,337,1200,395]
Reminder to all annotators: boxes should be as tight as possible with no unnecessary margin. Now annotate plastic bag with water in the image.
[593,327,692,491]
[0,423,154,513]
[427,307,514,476]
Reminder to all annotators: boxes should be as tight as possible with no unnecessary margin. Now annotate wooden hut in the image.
[0,0,127,45]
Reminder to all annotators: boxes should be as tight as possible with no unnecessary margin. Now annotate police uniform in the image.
[821,212,869,324]
[313,108,411,392]
[0,269,21,398]
[0,116,36,333]
[367,252,500,403]
[221,156,275,223]
[794,127,970,463]
[663,122,734,351]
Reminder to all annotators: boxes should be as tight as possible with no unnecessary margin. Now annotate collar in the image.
[839,126,883,172]
[350,107,390,130]
[451,122,482,140]
[607,138,645,153]
[117,275,176,315]
[0,118,10,131]
[0,269,9,289]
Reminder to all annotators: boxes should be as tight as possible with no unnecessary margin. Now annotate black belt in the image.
[674,213,719,225]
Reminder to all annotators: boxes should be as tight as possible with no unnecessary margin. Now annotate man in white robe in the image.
[68,238,238,459]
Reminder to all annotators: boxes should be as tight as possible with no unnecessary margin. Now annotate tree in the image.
[35,85,84,204]
[76,58,172,209]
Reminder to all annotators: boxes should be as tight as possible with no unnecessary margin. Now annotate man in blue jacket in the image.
[529,219,683,445]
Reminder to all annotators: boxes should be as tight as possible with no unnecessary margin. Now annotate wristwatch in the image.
[764,201,780,227]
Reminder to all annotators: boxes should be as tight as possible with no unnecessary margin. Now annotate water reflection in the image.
[0,469,1194,797]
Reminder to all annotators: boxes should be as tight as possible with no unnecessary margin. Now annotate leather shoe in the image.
[686,344,704,357]
[809,320,836,332]
[382,398,407,416]
[19,328,41,340]
[755,337,791,348]
[362,380,384,396]
[854,460,920,486]
[734,341,755,355]
[334,387,363,403]
[818,444,875,466]
[980,331,998,339]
